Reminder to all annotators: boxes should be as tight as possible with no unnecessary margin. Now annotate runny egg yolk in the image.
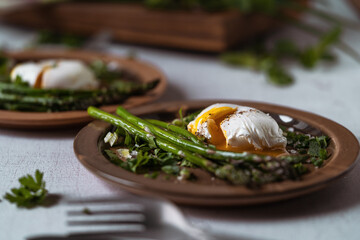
[188,106,287,157]
[34,65,53,89]
[188,106,236,145]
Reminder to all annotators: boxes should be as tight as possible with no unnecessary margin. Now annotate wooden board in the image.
[1,2,279,52]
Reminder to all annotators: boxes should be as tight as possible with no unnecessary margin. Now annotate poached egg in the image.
[187,103,287,156]
[10,59,99,90]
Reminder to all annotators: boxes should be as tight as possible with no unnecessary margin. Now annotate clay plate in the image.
[74,100,360,206]
[0,50,167,129]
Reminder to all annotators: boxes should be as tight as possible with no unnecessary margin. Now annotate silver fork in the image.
[26,194,214,240]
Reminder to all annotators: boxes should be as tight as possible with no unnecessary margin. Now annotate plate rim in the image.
[73,100,360,204]
[0,49,167,129]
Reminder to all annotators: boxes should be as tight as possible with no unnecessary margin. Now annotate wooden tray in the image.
[73,100,359,206]
[0,49,167,129]
[1,2,280,52]
[348,0,360,15]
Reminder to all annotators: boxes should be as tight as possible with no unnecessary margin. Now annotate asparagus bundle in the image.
[0,79,159,112]
[88,106,329,187]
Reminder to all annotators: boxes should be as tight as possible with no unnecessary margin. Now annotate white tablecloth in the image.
[1,1,360,239]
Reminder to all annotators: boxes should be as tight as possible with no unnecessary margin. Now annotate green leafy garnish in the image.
[178,108,185,128]
[285,130,330,167]
[221,51,294,86]
[161,165,180,175]
[300,26,341,68]
[89,60,123,83]
[13,75,29,87]
[36,30,86,48]
[144,172,159,179]
[4,170,47,208]
[221,26,340,86]
[104,127,183,175]
[172,109,201,127]
[0,54,11,83]
[82,207,92,215]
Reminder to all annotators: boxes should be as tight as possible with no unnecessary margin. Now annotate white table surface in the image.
[1,1,360,239]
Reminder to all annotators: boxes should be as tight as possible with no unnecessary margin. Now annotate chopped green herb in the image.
[300,26,341,69]
[285,129,330,167]
[36,30,86,48]
[221,28,340,86]
[144,172,159,179]
[4,170,47,208]
[161,165,180,175]
[0,54,11,83]
[82,207,92,215]
[179,168,196,181]
[89,60,123,83]
[13,75,29,87]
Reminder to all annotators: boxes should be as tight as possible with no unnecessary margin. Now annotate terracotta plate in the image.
[0,50,167,129]
[74,100,359,206]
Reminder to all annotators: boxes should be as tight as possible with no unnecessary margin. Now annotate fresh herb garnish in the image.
[221,26,341,86]
[161,165,180,175]
[4,170,48,208]
[172,109,202,127]
[36,30,86,48]
[0,54,11,83]
[144,172,159,179]
[89,60,124,84]
[104,127,183,176]
[284,130,330,167]
[82,207,92,215]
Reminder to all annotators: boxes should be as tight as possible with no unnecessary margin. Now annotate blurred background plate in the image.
[74,100,359,206]
[0,49,167,129]
[348,0,360,15]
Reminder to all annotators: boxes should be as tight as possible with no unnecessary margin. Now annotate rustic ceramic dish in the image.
[0,50,167,129]
[348,0,360,15]
[74,100,359,206]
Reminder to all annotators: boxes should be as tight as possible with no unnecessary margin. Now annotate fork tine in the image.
[67,210,143,216]
[65,198,147,234]
[65,196,139,204]
[67,220,144,226]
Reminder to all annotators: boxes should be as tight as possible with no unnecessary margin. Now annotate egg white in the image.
[188,103,287,152]
[10,59,99,90]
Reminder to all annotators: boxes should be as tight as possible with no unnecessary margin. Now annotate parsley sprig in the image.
[35,30,86,48]
[4,170,48,208]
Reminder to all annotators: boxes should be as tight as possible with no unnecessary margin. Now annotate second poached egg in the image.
[10,59,99,90]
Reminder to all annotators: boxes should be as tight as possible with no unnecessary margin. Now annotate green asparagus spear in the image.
[145,119,206,147]
[0,79,159,112]
[88,106,217,172]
